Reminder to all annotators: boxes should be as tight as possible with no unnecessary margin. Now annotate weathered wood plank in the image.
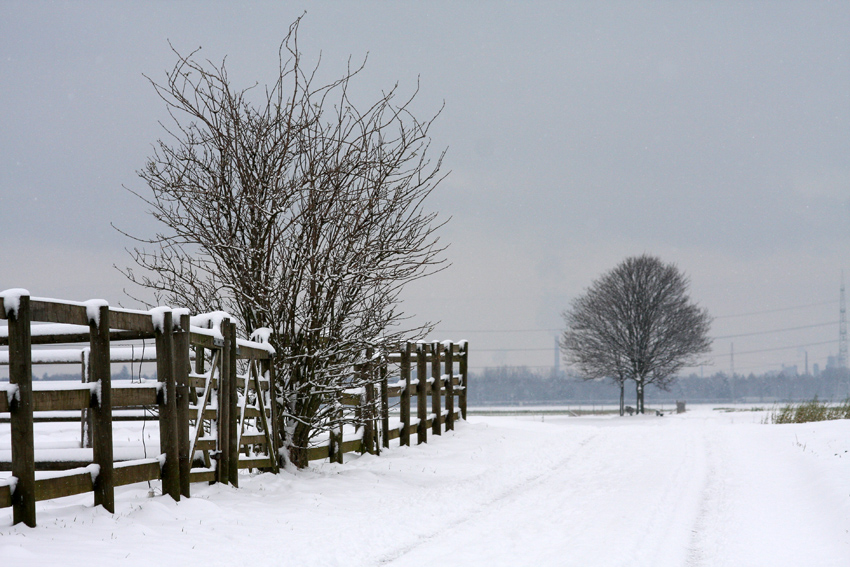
[110,309,157,333]
[381,361,389,450]
[9,294,36,526]
[387,426,400,441]
[400,342,412,447]
[306,445,330,462]
[459,342,468,420]
[194,438,216,452]
[236,456,272,469]
[0,483,11,508]
[29,300,88,325]
[444,341,454,432]
[189,469,216,484]
[431,341,442,436]
[35,470,94,501]
[90,304,115,512]
[156,311,180,501]
[226,321,239,486]
[114,460,161,487]
[339,438,362,454]
[32,388,91,411]
[175,313,191,498]
[112,385,159,407]
[416,343,428,444]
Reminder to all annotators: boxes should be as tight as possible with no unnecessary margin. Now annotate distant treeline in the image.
[469,367,850,405]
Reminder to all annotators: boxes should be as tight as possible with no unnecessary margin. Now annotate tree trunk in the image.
[636,381,645,414]
[288,421,311,469]
[619,382,624,416]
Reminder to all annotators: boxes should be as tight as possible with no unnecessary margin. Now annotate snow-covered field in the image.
[2,405,848,566]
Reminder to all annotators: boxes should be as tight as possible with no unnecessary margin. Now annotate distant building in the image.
[780,364,798,377]
[813,363,820,377]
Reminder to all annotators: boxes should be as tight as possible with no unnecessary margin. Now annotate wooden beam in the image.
[381,360,389,450]
[444,341,454,431]
[216,321,230,485]
[156,311,180,501]
[29,300,88,325]
[174,313,191,498]
[114,460,161,487]
[400,342,412,447]
[32,388,91,412]
[35,470,94,501]
[189,469,216,484]
[459,342,468,420]
[0,483,11,508]
[226,321,239,487]
[432,341,443,436]
[416,343,428,445]
[90,304,115,513]
[109,309,156,333]
[111,385,159,407]
[9,294,36,527]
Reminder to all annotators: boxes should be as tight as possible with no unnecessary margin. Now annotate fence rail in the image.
[0,291,468,527]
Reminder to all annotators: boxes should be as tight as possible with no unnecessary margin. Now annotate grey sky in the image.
[2,2,848,375]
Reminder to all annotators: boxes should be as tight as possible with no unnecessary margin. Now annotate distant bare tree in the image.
[560,255,712,415]
[118,17,448,467]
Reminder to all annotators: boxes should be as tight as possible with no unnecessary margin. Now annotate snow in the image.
[0,288,29,318]
[83,299,108,326]
[1,406,848,565]
[190,311,231,339]
[147,306,172,333]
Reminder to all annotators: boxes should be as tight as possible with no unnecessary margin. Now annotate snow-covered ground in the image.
[2,406,848,566]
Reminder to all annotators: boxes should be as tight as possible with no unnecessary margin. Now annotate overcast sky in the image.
[2,2,849,375]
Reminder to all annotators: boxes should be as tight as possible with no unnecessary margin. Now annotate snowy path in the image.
[2,407,849,566]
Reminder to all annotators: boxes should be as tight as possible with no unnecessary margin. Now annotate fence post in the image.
[226,321,239,487]
[416,343,428,444]
[459,341,468,420]
[362,348,375,454]
[380,356,389,450]
[90,304,114,512]
[174,313,191,498]
[8,294,35,527]
[400,342,412,447]
[217,318,231,485]
[156,310,180,501]
[444,341,455,431]
[431,341,441,436]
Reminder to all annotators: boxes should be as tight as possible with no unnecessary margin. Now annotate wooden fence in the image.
[0,292,468,527]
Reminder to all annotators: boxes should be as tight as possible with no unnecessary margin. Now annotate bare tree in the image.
[118,17,448,467]
[560,255,712,415]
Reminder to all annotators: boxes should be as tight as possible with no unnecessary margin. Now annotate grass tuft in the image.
[765,397,850,424]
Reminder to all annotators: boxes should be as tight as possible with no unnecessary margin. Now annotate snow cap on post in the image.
[0,288,30,318]
[84,299,109,327]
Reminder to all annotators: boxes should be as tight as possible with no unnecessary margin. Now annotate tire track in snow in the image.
[684,421,729,567]
[374,430,603,566]
[613,418,710,566]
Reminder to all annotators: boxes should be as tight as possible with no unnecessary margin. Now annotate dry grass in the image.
[765,397,850,424]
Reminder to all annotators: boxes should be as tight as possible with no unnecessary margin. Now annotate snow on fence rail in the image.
[0,291,276,527]
[307,341,469,462]
[0,291,469,527]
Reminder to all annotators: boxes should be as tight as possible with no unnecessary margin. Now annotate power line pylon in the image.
[840,273,848,369]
